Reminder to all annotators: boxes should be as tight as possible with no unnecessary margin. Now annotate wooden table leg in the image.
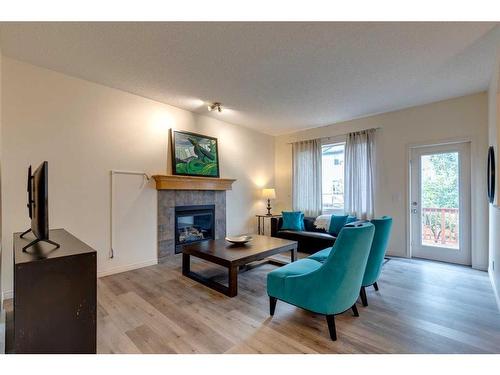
[228,265,238,297]
[182,253,190,275]
[291,246,297,262]
[182,253,239,297]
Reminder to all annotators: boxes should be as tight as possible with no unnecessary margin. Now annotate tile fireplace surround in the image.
[157,190,226,262]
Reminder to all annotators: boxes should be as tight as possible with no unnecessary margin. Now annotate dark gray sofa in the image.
[270,216,336,254]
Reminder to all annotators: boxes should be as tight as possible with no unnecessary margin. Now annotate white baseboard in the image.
[0,309,5,354]
[386,249,408,258]
[97,258,158,278]
[0,259,159,302]
[1,290,13,303]
[473,264,489,271]
[489,269,500,313]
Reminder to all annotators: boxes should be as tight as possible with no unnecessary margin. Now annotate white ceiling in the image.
[1,22,499,135]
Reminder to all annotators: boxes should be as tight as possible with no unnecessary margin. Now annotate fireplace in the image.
[157,190,226,261]
[174,205,215,253]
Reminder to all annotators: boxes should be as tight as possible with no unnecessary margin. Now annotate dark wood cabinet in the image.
[13,229,97,354]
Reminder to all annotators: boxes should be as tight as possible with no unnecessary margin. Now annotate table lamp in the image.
[262,188,276,216]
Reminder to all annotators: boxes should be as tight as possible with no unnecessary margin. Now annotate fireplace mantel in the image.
[152,175,236,191]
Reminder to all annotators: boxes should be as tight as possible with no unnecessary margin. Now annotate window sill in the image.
[322,209,346,215]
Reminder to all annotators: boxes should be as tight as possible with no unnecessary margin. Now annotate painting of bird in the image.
[171,130,220,177]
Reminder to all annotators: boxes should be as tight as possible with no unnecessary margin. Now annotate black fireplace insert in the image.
[174,205,215,253]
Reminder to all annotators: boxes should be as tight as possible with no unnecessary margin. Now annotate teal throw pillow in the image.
[281,211,304,231]
[328,215,349,236]
[346,215,358,224]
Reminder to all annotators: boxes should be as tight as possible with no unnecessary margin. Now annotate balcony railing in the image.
[421,207,459,248]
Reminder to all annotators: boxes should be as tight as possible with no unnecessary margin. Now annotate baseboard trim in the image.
[0,309,5,354]
[1,290,13,303]
[386,249,408,258]
[489,269,500,313]
[473,264,489,272]
[97,258,158,278]
[1,259,159,301]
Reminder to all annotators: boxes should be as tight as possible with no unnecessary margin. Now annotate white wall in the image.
[0,47,4,339]
[0,48,4,305]
[275,93,489,270]
[488,53,500,306]
[0,58,275,295]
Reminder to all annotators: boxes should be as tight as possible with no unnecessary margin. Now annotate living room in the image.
[1,2,500,370]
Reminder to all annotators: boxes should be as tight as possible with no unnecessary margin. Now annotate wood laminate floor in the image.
[5,255,500,353]
[95,255,500,354]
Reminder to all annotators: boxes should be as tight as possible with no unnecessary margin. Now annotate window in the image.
[321,143,345,213]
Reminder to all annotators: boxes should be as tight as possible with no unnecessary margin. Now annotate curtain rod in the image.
[285,127,381,145]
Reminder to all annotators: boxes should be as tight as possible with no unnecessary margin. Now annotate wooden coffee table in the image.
[182,235,298,297]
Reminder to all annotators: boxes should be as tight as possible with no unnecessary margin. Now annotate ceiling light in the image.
[207,102,222,113]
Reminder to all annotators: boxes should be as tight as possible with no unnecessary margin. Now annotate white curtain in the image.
[292,139,322,217]
[344,129,376,220]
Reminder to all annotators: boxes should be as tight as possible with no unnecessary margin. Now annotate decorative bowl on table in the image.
[225,235,253,245]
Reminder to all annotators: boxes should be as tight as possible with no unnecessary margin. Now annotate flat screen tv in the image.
[20,161,60,251]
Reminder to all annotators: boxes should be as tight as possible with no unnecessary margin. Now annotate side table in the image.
[256,214,282,235]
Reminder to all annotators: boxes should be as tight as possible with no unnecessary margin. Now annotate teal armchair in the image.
[267,222,375,341]
[359,216,392,306]
[308,216,393,307]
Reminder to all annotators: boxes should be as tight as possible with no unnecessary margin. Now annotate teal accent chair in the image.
[359,216,392,306]
[308,216,393,307]
[307,246,336,262]
[267,222,375,341]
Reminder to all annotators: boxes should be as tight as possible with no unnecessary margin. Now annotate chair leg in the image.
[373,282,379,291]
[351,304,359,317]
[325,315,337,341]
[360,286,368,307]
[269,296,277,316]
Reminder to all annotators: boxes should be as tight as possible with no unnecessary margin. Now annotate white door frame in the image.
[409,142,471,265]
[405,137,476,263]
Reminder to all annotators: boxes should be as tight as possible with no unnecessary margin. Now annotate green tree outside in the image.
[421,152,459,245]
[422,152,459,209]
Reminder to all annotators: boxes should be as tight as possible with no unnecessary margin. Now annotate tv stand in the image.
[11,228,97,353]
[19,228,60,252]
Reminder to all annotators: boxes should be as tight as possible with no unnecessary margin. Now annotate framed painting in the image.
[170,129,220,178]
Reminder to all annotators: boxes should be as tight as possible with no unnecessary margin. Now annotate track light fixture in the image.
[207,102,222,113]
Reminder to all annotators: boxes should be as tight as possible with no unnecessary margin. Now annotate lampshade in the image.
[262,188,276,199]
